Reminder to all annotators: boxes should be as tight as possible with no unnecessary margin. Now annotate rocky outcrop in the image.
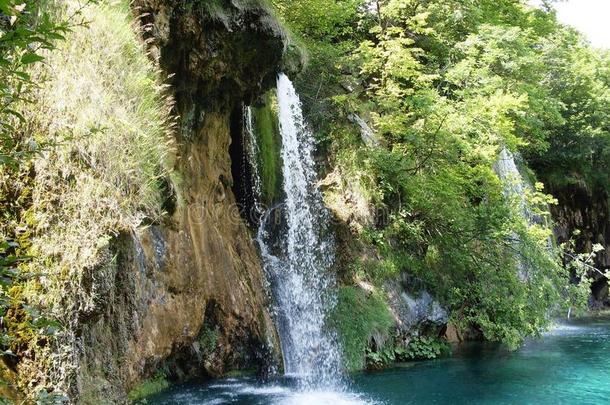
[75,1,290,402]
[387,287,448,331]
[384,276,449,346]
[550,183,610,307]
[133,0,289,123]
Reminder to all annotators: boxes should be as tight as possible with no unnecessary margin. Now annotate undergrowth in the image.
[329,286,394,370]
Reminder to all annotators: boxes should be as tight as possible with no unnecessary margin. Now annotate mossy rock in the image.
[0,360,22,404]
[127,374,170,402]
[251,92,283,205]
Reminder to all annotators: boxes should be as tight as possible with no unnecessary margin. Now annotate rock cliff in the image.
[75,1,289,402]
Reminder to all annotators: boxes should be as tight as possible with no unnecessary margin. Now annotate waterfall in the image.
[349,114,379,148]
[249,74,343,389]
[494,148,534,281]
[244,105,263,217]
[494,148,530,219]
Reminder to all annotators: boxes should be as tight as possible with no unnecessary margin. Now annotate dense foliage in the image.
[272,0,610,354]
[0,0,70,364]
[329,286,394,369]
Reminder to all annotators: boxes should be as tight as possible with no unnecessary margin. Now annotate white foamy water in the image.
[275,390,377,405]
[160,380,377,405]
[208,383,246,389]
[237,385,291,395]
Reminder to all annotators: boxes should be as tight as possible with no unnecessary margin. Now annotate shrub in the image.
[397,336,451,361]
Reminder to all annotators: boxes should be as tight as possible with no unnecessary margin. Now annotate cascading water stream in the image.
[494,148,531,280]
[494,148,530,219]
[246,74,343,390]
[493,147,556,282]
[244,105,264,217]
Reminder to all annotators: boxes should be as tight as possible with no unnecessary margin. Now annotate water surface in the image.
[149,316,610,404]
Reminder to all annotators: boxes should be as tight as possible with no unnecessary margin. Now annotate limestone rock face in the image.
[75,2,288,402]
[133,0,288,118]
[385,278,449,332]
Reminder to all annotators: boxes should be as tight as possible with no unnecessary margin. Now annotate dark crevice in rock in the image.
[229,105,259,229]
[591,277,609,308]
[158,176,177,218]
[132,0,287,127]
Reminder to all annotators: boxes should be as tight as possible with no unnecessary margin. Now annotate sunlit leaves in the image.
[0,0,74,363]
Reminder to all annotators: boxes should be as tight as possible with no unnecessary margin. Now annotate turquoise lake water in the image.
[149,316,610,404]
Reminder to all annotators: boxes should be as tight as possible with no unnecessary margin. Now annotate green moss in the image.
[251,93,283,205]
[329,286,394,371]
[198,325,220,356]
[127,374,169,403]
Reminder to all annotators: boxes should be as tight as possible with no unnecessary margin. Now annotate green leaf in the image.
[13,70,31,81]
[5,108,25,122]
[0,0,12,14]
[20,52,44,65]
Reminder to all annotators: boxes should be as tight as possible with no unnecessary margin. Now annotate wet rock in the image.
[444,323,462,343]
[399,290,448,327]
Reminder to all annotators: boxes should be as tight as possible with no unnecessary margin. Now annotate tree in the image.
[272,0,598,348]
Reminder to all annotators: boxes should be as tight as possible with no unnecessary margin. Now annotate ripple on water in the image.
[214,383,375,405]
[208,383,245,389]
[545,323,590,336]
[201,399,230,405]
